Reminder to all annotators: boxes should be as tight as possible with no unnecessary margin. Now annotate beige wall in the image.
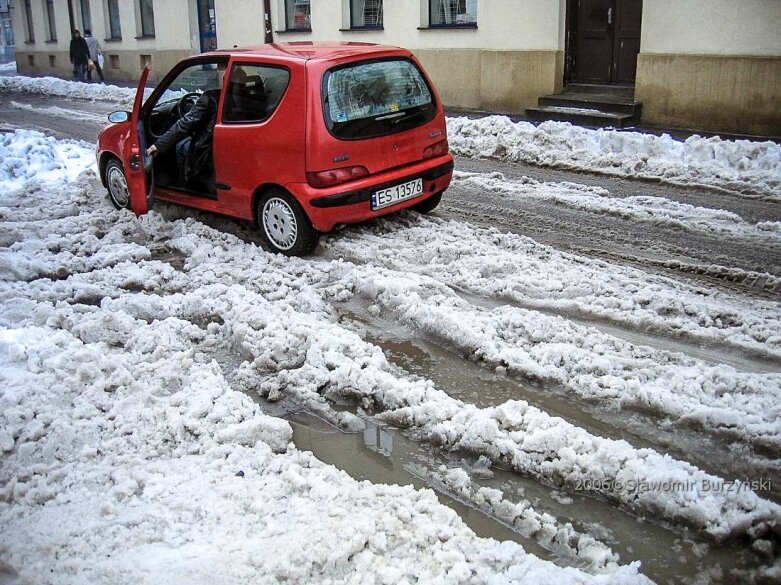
[636,54,781,135]
[641,0,781,56]
[13,0,196,82]
[636,0,781,134]
[417,48,563,114]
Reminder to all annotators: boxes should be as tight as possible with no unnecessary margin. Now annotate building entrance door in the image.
[567,0,643,84]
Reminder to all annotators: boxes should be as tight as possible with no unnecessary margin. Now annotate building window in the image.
[106,0,121,39]
[137,0,155,37]
[79,0,92,33]
[285,0,310,31]
[22,0,35,42]
[44,0,56,40]
[430,0,477,27]
[351,0,383,29]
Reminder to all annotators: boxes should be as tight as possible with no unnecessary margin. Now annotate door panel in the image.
[127,66,151,215]
[213,60,305,220]
[613,0,642,83]
[574,0,613,83]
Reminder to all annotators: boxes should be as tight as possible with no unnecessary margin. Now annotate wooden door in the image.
[612,0,642,83]
[567,0,643,85]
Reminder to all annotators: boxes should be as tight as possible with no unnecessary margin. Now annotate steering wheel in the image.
[175,92,201,118]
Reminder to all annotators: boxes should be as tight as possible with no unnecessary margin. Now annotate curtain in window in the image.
[431,0,477,25]
[351,0,383,28]
[286,0,310,30]
[139,0,155,36]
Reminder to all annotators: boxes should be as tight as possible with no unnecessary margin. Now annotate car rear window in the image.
[323,58,436,139]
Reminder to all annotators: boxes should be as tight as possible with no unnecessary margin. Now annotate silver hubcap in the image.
[262,197,298,251]
[107,165,129,208]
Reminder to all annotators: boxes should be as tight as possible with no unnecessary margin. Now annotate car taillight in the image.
[306,166,369,188]
[423,139,449,159]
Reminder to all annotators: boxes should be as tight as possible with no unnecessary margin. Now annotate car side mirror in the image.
[108,111,130,124]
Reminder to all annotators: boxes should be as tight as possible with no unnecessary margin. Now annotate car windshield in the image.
[324,58,436,139]
[155,63,225,106]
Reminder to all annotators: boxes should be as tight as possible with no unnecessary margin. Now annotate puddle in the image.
[283,409,767,585]
[334,300,781,498]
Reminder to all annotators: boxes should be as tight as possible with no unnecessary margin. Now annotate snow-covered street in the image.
[1,76,780,584]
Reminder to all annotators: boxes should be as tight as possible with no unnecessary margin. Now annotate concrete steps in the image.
[526,84,642,128]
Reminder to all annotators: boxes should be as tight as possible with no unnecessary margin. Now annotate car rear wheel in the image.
[105,158,130,210]
[412,192,442,214]
[258,189,319,256]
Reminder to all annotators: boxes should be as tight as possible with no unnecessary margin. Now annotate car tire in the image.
[257,189,319,256]
[105,158,131,210]
[412,192,442,214]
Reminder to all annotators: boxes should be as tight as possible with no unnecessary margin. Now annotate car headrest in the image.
[241,76,267,101]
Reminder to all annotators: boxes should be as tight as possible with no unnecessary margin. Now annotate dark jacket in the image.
[155,90,220,183]
[69,37,89,66]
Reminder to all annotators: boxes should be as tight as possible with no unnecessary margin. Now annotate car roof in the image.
[206,42,409,63]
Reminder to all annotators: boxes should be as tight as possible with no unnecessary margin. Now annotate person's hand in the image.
[146,145,158,156]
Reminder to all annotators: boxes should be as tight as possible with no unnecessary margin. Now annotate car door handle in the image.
[215,182,231,190]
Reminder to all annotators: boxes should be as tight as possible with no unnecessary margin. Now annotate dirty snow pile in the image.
[447,116,781,199]
[0,74,141,105]
[1,129,95,191]
[0,130,655,584]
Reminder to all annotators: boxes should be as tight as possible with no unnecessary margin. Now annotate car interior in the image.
[142,62,288,198]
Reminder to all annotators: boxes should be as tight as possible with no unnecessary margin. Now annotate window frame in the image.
[22,0,35,42]
[222,62,292,125]
[284,0,311,32]
[105,0,122,39]
[428,0,478,29]
[44,0,56,41]
[321,56,438,141]
[137,0,155,38]
[79,0,92,34]
[349,0,383,30]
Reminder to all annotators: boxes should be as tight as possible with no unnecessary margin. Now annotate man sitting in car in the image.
[145,63,229,193]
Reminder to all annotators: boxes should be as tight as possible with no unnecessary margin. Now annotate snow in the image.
[0,131,655,584]
[448,116,781,200]
[0,74,144,106]
[2,75,780,583]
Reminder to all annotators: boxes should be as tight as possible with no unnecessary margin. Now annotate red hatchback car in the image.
[97,42,454,255]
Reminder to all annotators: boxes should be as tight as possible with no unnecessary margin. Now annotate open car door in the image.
[125,66,154,215]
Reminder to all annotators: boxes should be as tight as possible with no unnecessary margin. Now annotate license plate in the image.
[371,178,424,210]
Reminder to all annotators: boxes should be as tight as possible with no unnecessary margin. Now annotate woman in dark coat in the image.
[69,30,90,82]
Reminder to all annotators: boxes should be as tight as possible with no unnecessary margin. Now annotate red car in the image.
[97,42,453,255]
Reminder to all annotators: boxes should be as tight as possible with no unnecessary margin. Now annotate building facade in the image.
[9,0,781,135]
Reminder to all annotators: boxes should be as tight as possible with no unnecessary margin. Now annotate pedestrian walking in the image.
[69,30,90,82]
[84,30,104,83]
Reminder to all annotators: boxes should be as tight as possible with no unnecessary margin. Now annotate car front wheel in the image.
[257,189,319,256]
[105,158,130,210]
